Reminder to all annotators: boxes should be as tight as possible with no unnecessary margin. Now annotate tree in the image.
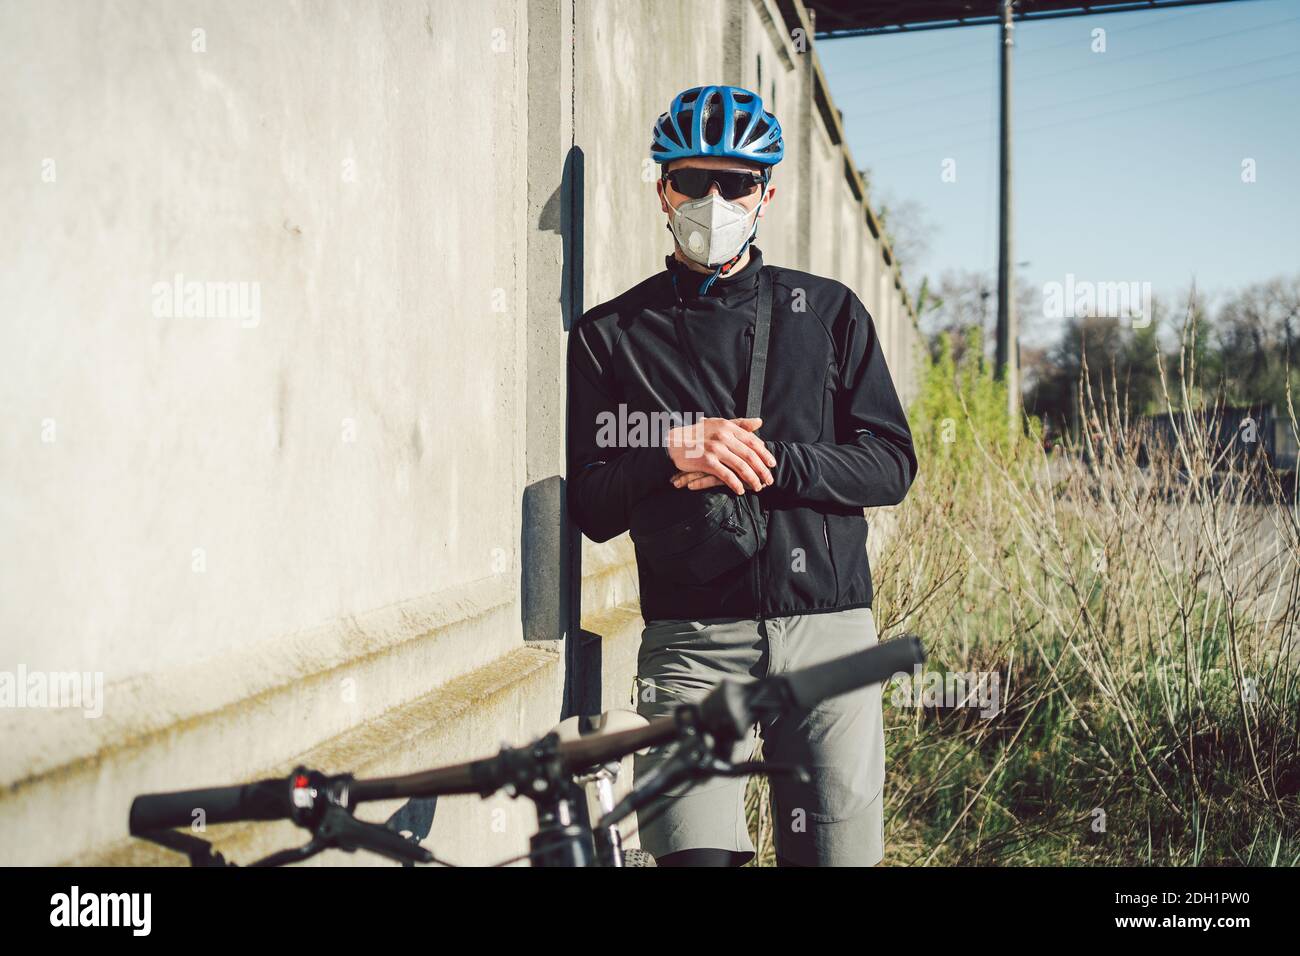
[1213,276,1300,407]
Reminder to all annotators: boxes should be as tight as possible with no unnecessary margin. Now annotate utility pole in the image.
[995,0,1020,425]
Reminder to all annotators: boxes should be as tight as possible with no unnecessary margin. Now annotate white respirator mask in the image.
[666,183,766,268]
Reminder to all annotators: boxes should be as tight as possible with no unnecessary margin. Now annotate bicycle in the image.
[129,634,925,867]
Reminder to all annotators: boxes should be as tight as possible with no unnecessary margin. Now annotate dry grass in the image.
[747,315,1300,866]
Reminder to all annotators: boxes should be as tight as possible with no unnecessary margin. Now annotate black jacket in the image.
[566,246,917,622]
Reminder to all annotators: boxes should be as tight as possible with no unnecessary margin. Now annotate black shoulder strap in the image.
[745,267,773,420]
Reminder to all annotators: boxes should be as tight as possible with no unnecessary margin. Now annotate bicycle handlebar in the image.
[785,634,923,709]
[349,716,679,805]
[128,721,679,836]
[130,635,925,837]
[130,779,291,834]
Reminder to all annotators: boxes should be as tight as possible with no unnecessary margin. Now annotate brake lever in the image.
[598,747,814,833]
[137,828,233,867]
[316,805,435,865]
[596,739,702,830]
[250,838,329,868]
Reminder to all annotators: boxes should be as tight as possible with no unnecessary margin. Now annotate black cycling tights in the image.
[655,848,807,867]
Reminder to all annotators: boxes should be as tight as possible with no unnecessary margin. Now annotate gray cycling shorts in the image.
[632,606,886,866]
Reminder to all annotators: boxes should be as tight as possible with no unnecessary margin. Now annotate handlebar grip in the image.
[129,779,289,833]
[784,635,925,709]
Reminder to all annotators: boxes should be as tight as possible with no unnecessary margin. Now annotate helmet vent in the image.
[702,92,724,145]
[677,109,694,147]
[733,110,753,146]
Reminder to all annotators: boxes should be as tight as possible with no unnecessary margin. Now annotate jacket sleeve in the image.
[764,292,917,509]
[566,319,678,543]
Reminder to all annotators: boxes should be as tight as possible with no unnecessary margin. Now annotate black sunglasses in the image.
[663,167,766,201]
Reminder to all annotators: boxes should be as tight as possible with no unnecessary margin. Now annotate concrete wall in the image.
[0,0,920,866]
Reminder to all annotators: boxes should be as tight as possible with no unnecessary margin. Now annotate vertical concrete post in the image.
[723,0,745,84]
[522,0,574,646]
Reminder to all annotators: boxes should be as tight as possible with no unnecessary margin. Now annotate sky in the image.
[816,0,1300,346]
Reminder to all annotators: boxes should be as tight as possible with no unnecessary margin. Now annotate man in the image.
[566,85,917,866]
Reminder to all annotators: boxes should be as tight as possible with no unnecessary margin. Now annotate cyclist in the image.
[565,85,917,866]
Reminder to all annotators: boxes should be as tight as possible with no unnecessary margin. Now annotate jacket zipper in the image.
[676,268,767,622]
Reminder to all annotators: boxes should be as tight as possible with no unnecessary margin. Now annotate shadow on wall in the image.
[383,149,596,843]
[537,147,603,721]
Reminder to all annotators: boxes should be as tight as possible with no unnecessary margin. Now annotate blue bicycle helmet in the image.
[651,85,784,170]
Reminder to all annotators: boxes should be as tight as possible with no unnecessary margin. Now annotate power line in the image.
[840,14,1299,119]
[859,47,1299,149]
[1017,12,1299,81]
[866,66,1300,163]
